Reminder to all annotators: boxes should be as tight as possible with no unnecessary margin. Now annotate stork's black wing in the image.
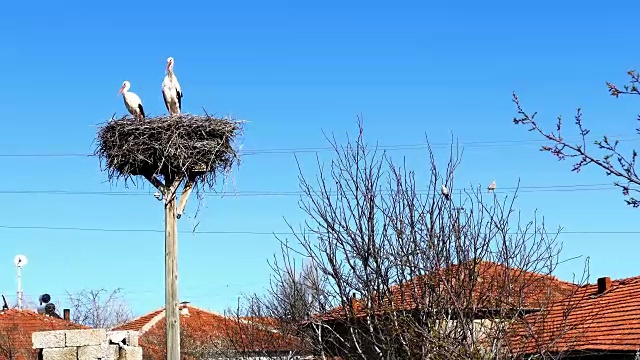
[176,89,183,112]
[138,104,146,119]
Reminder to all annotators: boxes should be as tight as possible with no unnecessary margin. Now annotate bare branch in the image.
[176,177,195,219]
[65,288,133,329]
[143,174,166,194]
[512,69,640,207]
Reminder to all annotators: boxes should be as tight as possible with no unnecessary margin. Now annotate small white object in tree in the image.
[441,184,451,200]
[118,81,145,120]
[488,180,496,193]
[162,56,183,116]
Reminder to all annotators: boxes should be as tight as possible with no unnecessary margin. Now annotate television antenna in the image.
[13,255,28,310]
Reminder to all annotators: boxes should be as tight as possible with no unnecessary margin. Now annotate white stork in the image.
[488,180,496,193]
[118,80,145,120]
[441,184,451,200]
[162,56,183,116]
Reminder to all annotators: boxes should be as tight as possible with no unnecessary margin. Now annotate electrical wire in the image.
[0,183,624,197]
[0,135,637,158]
[0,224,635,235]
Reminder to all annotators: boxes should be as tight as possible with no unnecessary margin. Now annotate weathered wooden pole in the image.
[146,173,184,360]
[165,175,180,360]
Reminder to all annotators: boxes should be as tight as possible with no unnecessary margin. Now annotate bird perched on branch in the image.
[441,184,451,200]
[488,180,496,193]
[118,81,145,120]
[162,56,183,116]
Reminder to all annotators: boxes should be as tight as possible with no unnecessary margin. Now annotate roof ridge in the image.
[612,274,640,284]
[236,316,282,334]
[118,305,165,327]
[0,308,85,325]
[578,274,640,288]
[139,309,166,335]
[182,303,225,317]
[128,303,228,335]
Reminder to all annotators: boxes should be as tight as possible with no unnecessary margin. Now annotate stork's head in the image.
[119,80,130,94]
[166,57,174,72]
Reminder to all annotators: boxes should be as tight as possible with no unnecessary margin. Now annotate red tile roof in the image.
[511,275,640,355]
[239,316,281,328]
[112,307,164,332]
[319,260,578,320]
[114,303,305,359]
[0,309,87,360]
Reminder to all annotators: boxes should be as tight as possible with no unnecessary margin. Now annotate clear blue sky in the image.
[0,0,638,317]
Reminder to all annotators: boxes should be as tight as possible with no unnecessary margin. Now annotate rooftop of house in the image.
[512,274,640,355]
[318,260,579,321]
[114,302,305,357]
[0,308,87,360]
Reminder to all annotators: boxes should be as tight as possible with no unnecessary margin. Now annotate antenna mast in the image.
[13,255,28,310]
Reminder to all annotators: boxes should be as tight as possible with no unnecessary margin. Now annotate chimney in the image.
[597,276,611,294]
[63,309,70,321]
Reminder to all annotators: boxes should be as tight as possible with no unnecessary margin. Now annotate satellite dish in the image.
[39,294,51,304]
[13,255,27,267]
[44,303,56,314]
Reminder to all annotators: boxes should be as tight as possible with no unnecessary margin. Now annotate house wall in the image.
[32,329,143,360]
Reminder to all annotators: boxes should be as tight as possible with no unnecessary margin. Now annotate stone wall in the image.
[32,329,143,360]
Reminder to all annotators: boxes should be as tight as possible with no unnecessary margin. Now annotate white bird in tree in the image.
[441,184,451,200]
[488,180,496,193]
[118,81,145,120]
[162,56,183,116]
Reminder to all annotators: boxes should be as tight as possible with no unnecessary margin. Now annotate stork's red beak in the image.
[118,86,124,94]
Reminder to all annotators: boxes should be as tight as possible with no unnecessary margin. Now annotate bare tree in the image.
[65,288,133,328]
[512,69,640,207]
[235,121,591,359]
[241,251,329,331]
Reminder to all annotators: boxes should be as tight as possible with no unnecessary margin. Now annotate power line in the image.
[0,224,635,235]
[1,135,638,158]
[0,183,623,197]
[2,285,250,299]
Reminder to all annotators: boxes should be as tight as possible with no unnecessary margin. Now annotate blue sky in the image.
[0,0,639,316]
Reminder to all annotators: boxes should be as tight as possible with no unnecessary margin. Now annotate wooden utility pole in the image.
[96,114,240,360]
[146,173,190,360]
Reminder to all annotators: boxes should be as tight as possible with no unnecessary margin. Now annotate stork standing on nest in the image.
[118,80,145,120]
[162,56,183,116]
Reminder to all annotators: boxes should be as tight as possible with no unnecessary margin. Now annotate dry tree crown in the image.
[94,113,244,189]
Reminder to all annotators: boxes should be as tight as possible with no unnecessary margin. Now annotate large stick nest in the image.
[94,114,243,188]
